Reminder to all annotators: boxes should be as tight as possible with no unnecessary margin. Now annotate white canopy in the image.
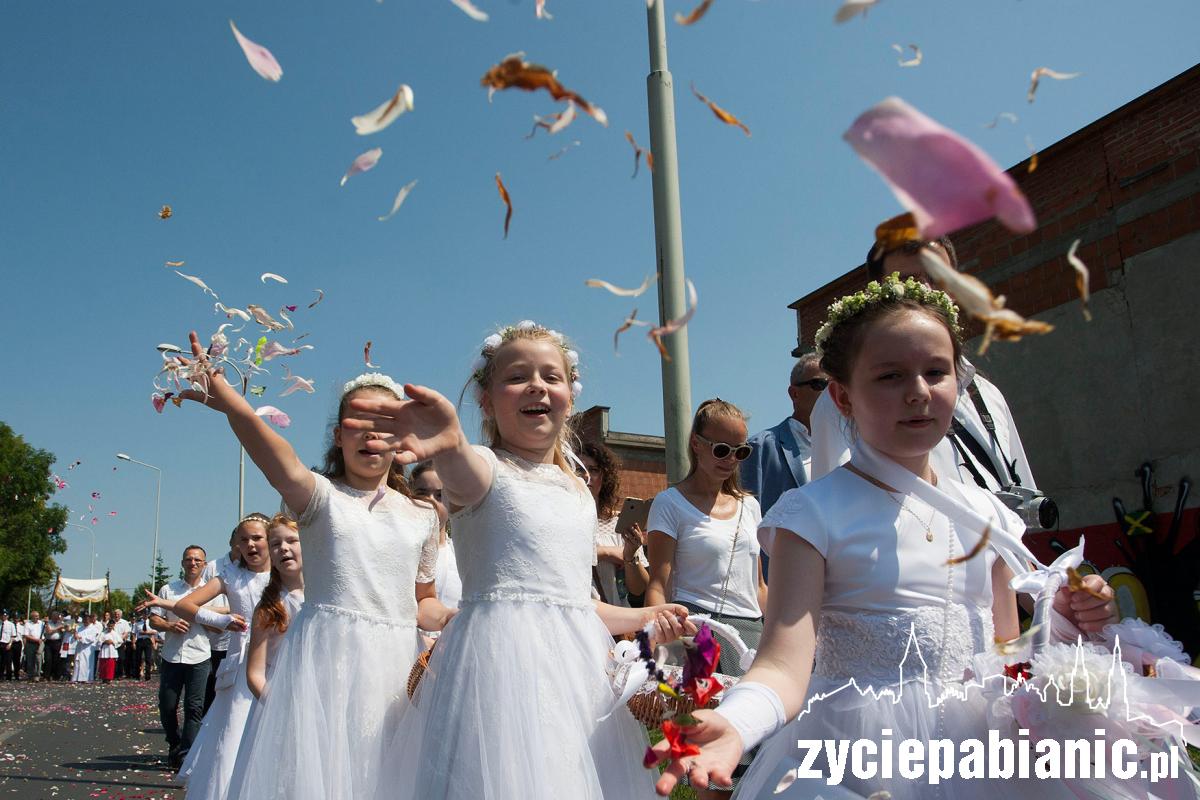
[53,576,109,603]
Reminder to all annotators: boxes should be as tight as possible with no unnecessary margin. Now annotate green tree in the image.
[0,422,68,611]
[133,554,173,604]
[108,588,133,613]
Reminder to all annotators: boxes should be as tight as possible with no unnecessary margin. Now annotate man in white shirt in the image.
[43,612,65,681]
[0,612,16,680]
[134,612,156,680]
[21,612,44,682]
[111,609,132,680]
[150,545,213,770]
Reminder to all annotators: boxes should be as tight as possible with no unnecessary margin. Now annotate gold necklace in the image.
[846,464,939,542]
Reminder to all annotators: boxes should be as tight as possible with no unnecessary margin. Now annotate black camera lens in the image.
[1037,497,1059,531]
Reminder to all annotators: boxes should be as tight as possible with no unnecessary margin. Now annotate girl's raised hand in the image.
[343,384,464,466]
[646,710,744,796]
[176,331,248,416]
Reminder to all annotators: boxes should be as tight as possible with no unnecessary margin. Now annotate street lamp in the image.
[64,521,97,612]
[116,453,161,587]
[644,0,693,482]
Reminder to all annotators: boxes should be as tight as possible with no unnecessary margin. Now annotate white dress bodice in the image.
[265,590,305,673]
[292,473,439,622]
[760,467,1006,684]
[221,565,272,662]
[452,447,596,608]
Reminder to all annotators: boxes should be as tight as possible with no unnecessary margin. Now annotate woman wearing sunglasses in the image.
[645,398,766,798]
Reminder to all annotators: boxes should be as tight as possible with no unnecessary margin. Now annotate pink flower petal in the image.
[340,147,383,187]
[152,393,167,414]
[843,97,1036,238]
[229,20,283,82]
[254,405,292,429]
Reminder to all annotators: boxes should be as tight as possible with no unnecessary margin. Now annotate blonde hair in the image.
[466,324,580,476]
[682,398,751,499]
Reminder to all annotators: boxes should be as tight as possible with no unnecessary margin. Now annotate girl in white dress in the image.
[147,514,271,799]
[167,331,449,800]
[346,320,693,800]
[647,276,1149,800]
[244,514,305,700]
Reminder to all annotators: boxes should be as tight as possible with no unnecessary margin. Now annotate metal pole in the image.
[26,586,31,618]
[645,0,693,483]
[153,468,161,589]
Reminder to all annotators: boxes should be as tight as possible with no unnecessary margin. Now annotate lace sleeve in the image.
[415,508,440,584]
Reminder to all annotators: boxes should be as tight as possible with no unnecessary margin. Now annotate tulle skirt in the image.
[378,597,658,800]
[180,650,255,800]
[226,603,424,800]
[735,674,1196,800]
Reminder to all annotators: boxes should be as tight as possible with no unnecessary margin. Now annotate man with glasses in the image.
[742,353,829,580]
[150,545,212,771]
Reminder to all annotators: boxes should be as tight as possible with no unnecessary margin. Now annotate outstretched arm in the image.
[176,331,315,515]
[343,385,492,509]
[649,531,825,795]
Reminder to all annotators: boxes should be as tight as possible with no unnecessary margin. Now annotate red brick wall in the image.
[792,64,1200,348]
[618,459,669,501]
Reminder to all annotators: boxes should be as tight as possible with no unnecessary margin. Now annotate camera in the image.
[994,485,1058,532]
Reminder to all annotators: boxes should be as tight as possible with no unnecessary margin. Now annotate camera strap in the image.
[947,380,1020,489]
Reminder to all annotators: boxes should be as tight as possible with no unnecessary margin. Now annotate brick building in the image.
[788,65,1200,654]
[572,405,669,501]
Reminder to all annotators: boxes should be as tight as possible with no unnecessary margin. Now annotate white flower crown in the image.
[814,273,961,357]
[470,320,582,402]
[342,372,405,398]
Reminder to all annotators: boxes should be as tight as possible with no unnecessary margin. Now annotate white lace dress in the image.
[737,467,1078,800]
[179,563,271,799]
[378,447,658,800]
[227,474,438,800]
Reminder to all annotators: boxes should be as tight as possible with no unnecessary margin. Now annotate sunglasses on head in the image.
[694,432,753,461]
[793,378,829,391]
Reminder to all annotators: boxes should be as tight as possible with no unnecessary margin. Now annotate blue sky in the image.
[2,1,1197,592]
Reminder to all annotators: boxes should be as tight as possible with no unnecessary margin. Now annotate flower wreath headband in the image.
[342,372,405,399]
[813,272,962,357]
[469,320,582,404]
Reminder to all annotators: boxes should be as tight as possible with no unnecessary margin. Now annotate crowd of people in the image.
[1,605,159,683]
[24,230,1194,800]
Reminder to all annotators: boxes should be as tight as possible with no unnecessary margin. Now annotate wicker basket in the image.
[406,645,434,699]
[407,645,733,723]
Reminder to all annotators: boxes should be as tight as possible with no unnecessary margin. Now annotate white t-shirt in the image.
[23,621,44,642]
[153,579,213,665]
[647,488,763,618]
[0,620,15,643]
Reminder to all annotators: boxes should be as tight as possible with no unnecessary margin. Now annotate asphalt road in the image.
[0,679,177,800]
